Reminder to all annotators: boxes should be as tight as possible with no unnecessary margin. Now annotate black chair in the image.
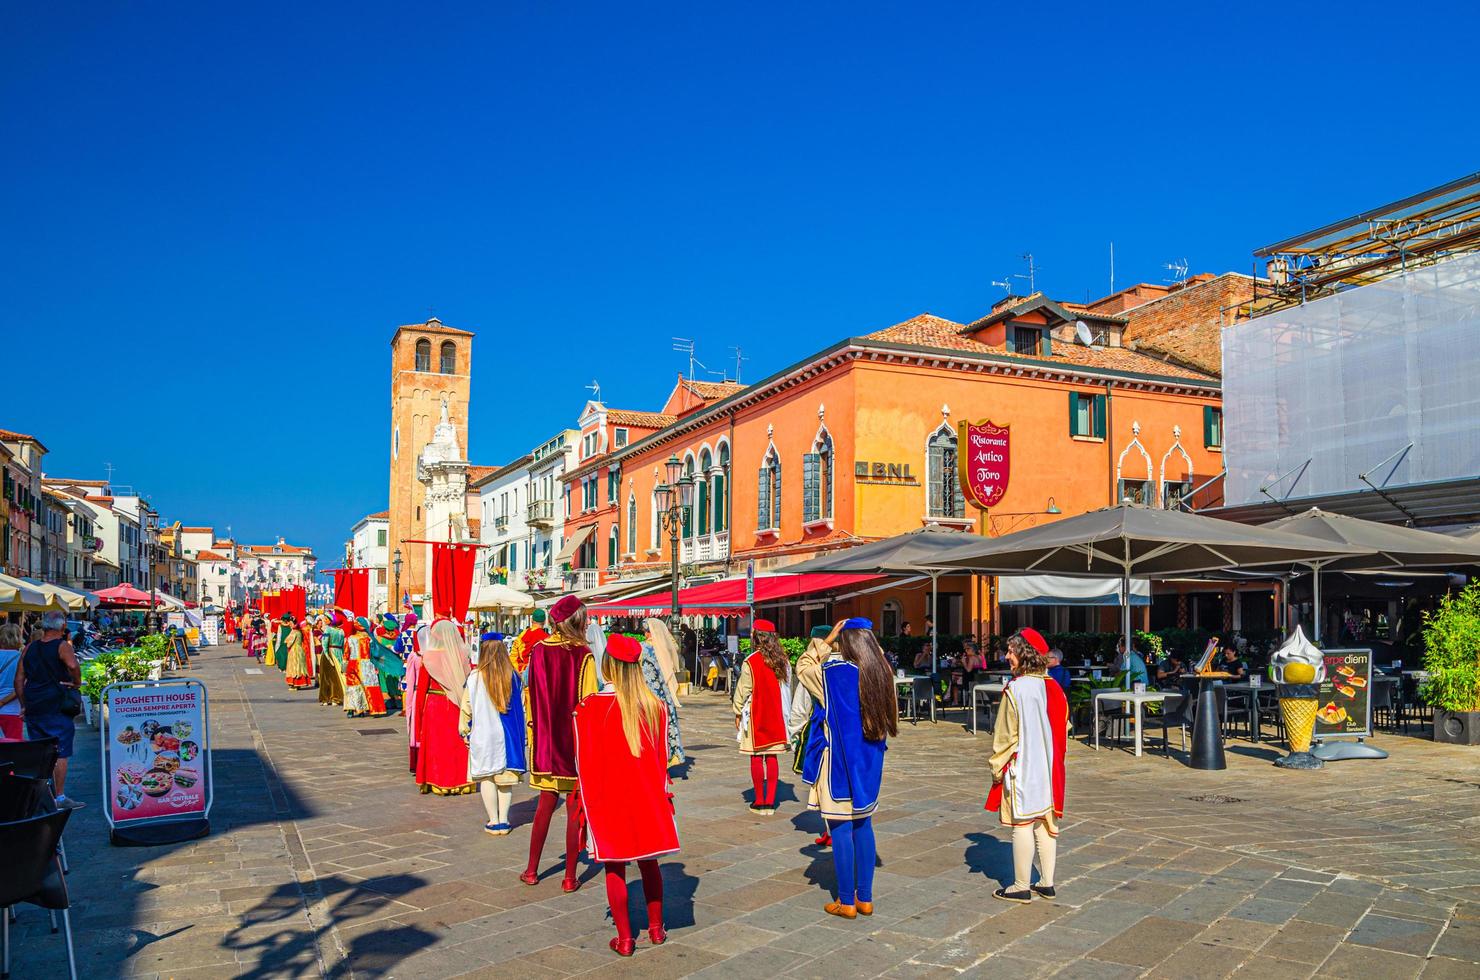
[0,739,66,871]
[1371,679,1401,732]
[0,807,76,980]
[0,772,47,824]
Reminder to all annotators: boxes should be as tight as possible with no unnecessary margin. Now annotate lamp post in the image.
[652,454,696,635]
[392,548,403,614]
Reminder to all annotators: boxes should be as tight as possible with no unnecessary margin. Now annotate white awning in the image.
[997,574,1151,607]
[553,524,595,565]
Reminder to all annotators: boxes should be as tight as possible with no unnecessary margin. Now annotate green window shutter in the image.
[1069,392,1079,436]
[757,468,770,529]
[1094,395,1107,439]
[802,453,821,524]
[1203,406,1214,447]
[1041,332,1052,357]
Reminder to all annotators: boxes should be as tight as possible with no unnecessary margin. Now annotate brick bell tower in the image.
[387,317,473,605]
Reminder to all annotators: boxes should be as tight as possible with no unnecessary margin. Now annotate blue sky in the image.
[4,1,1478,568]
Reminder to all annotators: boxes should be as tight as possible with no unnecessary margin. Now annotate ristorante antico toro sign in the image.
[959,420,1010,509]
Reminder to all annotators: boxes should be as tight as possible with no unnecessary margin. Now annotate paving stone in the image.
[1320,944,1426,979]
[1349,912,1444,956]
[1089,914,1205,967]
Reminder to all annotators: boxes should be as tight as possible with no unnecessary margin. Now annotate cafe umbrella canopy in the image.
[928,504,1374,658]
[1261,508,1480,642]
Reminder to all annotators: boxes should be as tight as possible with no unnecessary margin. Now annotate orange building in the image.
[597,293,1226,636]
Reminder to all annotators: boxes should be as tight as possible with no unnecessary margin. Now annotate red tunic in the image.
[575,691,679,862]
[745,653,790,754]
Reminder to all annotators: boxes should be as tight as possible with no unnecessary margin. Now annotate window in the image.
[439,341,456,374]
[582,431,600,459]
[1162,479,1193,511]
[376,529,387,547]
[698,450,712,536]
[377,568,387,584]
[1009,326,1048,356]
[414,338,431,372]
[682,457,695,539]
[1203,406,1223,449]
[608,525,619,567]
[714,443,729,533]
[803,430,834,524]
[613,428,629,448]
[927,426,965,518]
[1118,479,1155,506]
[1069,392,1107,439]
[627,494,637,554]
[757,445,781,531]
[650,491,661,549]
[607,468,620,504]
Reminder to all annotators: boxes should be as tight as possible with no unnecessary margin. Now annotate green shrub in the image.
[80,647,160,704]
[1421,581,1480,713]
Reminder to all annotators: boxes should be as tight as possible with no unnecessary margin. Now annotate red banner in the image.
[959,419,1011,509]
[432,542,477,622]
[331,570,369,617]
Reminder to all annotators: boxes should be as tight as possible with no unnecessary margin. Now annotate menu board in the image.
[201,617,219,646]
[1312,647,1372,739]
[102,680,211,828]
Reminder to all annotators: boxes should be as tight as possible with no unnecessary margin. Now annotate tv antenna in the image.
[103,461,115,485]
[586,379,602,402]
[991,278,1013,295]
[1163,258,1189,283]
[1015,253,1038,294]
[672,337,709,381]
[729,345,749,384]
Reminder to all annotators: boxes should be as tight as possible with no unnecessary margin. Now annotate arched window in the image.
[804,428,834,524]
[697,449,712,536]
[414,338,431,372]
[927,425,965,519]
[627,493,637,554]
[608,524,619,568]
[439,341,457,374]
[650,490,661,550]
[714,443,729,533]
[682,456,696,539]
[757,444,781,531]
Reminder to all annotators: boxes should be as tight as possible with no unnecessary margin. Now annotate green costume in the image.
[271,622,292,671]
[370,614,406,707]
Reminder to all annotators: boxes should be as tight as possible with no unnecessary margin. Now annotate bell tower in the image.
[388,317,473,604]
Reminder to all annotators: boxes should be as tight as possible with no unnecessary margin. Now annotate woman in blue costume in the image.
[796,618,898,920]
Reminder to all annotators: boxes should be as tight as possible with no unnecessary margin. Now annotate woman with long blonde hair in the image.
[459,634,527,835]
[412,619,474,796]
[574,633,679,956]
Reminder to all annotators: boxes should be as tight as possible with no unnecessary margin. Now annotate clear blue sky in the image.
[4,1,1478,569]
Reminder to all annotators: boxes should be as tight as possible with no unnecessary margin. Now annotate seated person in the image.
[911,641,935,674]
[1115,636,1150,690]
[1046,648,1072,694]
[949,640,988,705]
[1155,652,1187,688]
[1218,645,1248,680]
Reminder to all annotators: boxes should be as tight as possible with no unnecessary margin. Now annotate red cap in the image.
[1018,627,1049,655]
[606,633,642,664]
[549,594,583,624]
[753,619,776,634]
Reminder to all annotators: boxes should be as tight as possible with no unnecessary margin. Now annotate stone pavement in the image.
[10,646,1480,979]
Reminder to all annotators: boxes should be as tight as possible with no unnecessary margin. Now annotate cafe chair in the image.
[1222,687,1256,741]
[1370,679,1401,732]
[0,807,77,980]
[0,740,67,873]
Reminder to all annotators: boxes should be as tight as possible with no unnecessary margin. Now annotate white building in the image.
[242,537,317,589]
[416,399,473,599]
[350,510,391,615]
[194,549,242,608]
[526,429,577,595]
[476,455,534,590]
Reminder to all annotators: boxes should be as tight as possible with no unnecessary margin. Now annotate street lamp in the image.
[392,548,403,613]
[652,454,696,637]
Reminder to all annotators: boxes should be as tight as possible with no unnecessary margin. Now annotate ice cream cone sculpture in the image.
[1270,627,1325,770]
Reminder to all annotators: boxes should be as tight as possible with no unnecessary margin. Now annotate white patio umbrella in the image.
[467,582,536,613]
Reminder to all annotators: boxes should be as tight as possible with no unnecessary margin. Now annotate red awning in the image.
[591,572,881,618]
[94,583,159,607]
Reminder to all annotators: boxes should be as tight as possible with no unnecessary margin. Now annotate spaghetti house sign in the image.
[959,419,1010,508]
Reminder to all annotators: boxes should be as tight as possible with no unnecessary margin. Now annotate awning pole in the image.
[1313,566,1322,644]
[1123,539,1133,688]
[931,571,939,675]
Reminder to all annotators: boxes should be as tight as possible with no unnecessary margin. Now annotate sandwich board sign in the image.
[100,679,213,845]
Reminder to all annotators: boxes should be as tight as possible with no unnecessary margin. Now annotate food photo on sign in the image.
[1315,649,1372,736]
[105,686,208,824]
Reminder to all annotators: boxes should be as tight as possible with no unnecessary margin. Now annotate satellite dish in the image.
[1074,320,1093,346]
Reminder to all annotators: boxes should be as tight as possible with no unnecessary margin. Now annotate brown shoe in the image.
[855,901,874,916]
[824,901,857,919]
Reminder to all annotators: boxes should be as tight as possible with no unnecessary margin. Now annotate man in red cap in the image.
[521,594,599,890]
[732,619,791,814]
[987,628,1068,905]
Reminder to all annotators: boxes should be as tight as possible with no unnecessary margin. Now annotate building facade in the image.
[524,429,578,594]
[475,455,534,588]
[350,511,391,614]
[0,430,47,578]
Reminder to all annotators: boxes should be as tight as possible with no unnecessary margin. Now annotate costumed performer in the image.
[574,633,678,957]
[371,613,406,711]
[270,613,293,672]
[641,618,684,766]
[789,625,835,847]
[510,609,546,675]
[459,633,527,834]
[239,610,252,650]
[318,612,345,707]
[342,613,388,718]
[284,614,314,690]
[301,613,318,686]
[404,623,425,774]
[415,619,475,796]
[521,594,599,890]
[987,628,1068,905]
[796,618,897,920]
[732,619,791,814]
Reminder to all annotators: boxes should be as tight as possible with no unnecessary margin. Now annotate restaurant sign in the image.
[958,419,1010,509]
[1312,647,1373,740]
[100,678,213,846]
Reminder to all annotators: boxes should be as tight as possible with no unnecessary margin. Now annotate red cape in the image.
[527,638,590,780]
[986,676,1068,819]
[746,653,790,752]
[575,691,679,862]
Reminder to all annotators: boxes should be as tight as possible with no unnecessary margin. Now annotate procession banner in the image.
[331,571,368,617]
[958,419,1011,509]
[100,679,213,845]
[1312,647,1374,740]
[432,542,478,621]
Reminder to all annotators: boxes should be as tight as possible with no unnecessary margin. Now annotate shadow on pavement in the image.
[963,831,1014,887]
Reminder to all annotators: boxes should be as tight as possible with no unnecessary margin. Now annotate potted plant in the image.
[1421,581,1480,745]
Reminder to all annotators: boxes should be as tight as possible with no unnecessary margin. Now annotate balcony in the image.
[563,568,599,593]
[493,515,510,534]
[527,498,556,528]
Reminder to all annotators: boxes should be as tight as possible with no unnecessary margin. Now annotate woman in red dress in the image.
[575,633,679,956]
[413,619,474,796]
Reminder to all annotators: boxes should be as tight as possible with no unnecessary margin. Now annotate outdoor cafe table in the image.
[1182,673,1236,770]
[1092,690,1168,758]
[971,682,1005,735]
[895,675,936,724]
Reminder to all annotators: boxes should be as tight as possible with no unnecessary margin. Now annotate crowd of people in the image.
[233,597,1071,955]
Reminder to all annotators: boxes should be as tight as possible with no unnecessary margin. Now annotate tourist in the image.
[732,619,791,814]
[1115,636,1149,690]
[796,618,897,919]
[1218,642,1248,680]
[789,625,834,848]
[318,612,346,708]
[1046,647,1072,694]
[988,628,1068,904]
[510,608,547,675]
[574,633,679,957]
[283,614,313,690]
[413,619,474,796]
[460,633,526,835]
[641,618,684,765]
[521,595,599,890]
[21,612,83,807]
[0,623,25,740]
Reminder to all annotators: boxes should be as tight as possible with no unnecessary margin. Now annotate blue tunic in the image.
[802,659,886,817]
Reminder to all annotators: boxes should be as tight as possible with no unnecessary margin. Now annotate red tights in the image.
[604,860,663,941]
[524,789,584,882]
[749,755,779,806]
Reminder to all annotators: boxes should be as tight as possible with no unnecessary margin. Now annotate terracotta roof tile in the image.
[682,380,748,400]
[607,409,678,428]
[363,510,389,521]
[195,550,227,561]
[0,429,48,452]
[466,466,498,484]
[178,526,213,533]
